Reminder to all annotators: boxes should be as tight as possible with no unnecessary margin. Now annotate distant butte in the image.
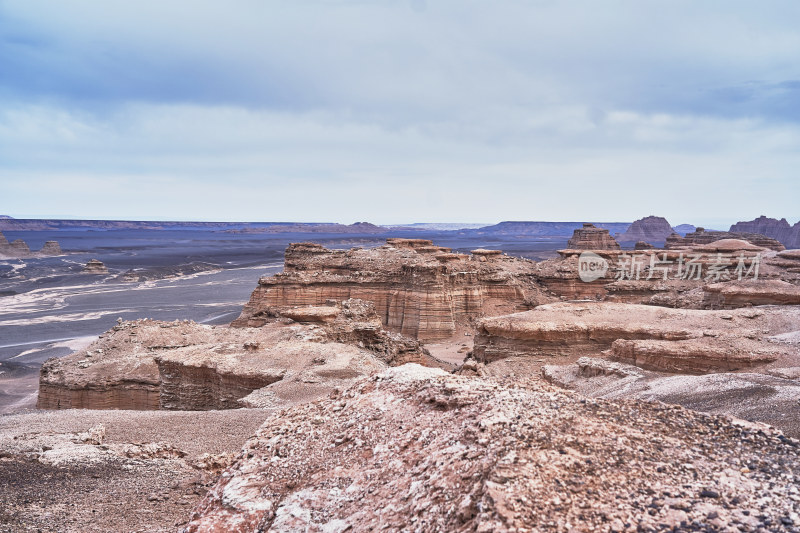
[565,223,621,250]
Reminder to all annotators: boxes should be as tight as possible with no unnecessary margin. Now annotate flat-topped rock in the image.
[83,259,108,274]
[704,279,800,307]
[472,302,800,370]
[385,238,434,249]
[667,228,785,251]
[232,239,553,340]
[40,240,63,255]
[38,301,432,411]
[695,238,765,253]
[565,223,621,250]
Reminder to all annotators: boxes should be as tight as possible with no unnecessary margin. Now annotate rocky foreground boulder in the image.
[185,365,800,532]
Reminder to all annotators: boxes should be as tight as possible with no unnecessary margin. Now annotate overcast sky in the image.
[1,0,798,226]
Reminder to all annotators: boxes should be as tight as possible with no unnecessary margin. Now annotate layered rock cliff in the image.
[83,259,108,274]
[232,239,553,340]
[615,215,675,246]
[666,227,785,251]
[730,215,800,249]
[472,302,800,372]
[38,301,431,411]
[565,223,621,250]
[536,240,800,305]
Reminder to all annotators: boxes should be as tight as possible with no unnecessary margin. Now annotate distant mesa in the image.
[84,259,109,274]
[730,215,800,249]
[616,216,675,246]
[226,221,388,234]
[666,227,785,251]
[565,223,621,250]
[633,241,655,250]
[672,223,696,236]
[467,220,631,237]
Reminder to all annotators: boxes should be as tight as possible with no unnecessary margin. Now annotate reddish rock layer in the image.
[232,240,552,340]
[472,302,800,371]
[666,228,785,251]
[565,223,621,250]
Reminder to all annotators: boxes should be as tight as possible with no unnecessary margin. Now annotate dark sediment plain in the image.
[3,225,800,532]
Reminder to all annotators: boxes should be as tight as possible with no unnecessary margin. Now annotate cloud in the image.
[0,1,798,224]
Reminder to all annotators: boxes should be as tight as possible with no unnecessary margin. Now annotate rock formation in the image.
[565,223,621,250]
[83,259,109,274]
[537,240,800,306]
[0,231,63,258]
[9,239,30,255]
[38,301,432,411]
[472,302,800,371]
[672,223,696,236]
[703,279,800,307]
[616,216,675,246]
[185,365,800,532]
[730,215,800,249]
[232,240,553,340]
[40,240,63,255]
[666,227,785,251]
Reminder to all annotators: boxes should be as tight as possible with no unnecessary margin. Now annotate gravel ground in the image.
[0,408,271,532]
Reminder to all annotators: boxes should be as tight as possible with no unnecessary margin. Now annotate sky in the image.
[0,0,798,227]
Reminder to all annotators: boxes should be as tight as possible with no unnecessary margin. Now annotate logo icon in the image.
[578,251,608,282]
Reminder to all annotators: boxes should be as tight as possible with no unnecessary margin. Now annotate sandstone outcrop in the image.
[83,258,109,274]
[40,240,63,255]
[537,242,800,306]
[185,365,800,532]
[616,216,675,246]
[9,239,30,255]
[38,301,431,411]
[666,228,785,251]
[730,215,800,249]
[232,240,553,340]
[0,231,63,258]
[703,279,800,307]
[565,223,621,250]
[472,302,800,371]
